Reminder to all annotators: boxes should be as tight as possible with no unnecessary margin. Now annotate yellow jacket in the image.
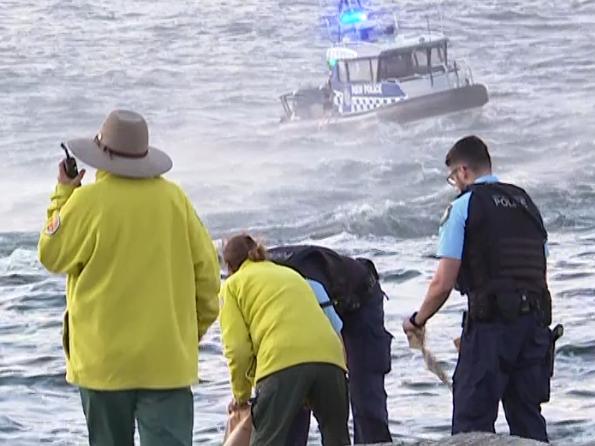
[220,260,346,403]
[38,171,220,390]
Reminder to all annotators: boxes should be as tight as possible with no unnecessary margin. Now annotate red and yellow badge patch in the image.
[45,213,61,236]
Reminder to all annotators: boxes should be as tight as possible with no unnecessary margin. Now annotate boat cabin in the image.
[332,37,449,84]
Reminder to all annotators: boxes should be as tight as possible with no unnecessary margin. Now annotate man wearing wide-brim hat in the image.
[38,110,221,445]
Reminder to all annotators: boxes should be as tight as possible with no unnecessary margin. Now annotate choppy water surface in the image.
[1,0,594,444]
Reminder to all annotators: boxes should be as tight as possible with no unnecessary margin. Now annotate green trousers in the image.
[79,387,193,446]
[250,363,350,446]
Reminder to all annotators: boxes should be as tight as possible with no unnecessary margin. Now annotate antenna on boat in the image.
[438,0,444,35]
[426,15,431,40]
[393,8,400,36]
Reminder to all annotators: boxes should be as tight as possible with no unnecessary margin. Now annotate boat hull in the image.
[376,84,489,123]
[280,84,489,126]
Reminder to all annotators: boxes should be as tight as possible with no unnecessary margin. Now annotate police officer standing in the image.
[268,245,393,445]
[402,136,553,442]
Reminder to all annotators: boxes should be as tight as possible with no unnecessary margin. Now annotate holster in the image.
[547,324,564,377]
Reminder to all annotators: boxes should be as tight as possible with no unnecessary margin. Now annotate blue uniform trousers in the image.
[287,285,393,445]
[452,312,551,443]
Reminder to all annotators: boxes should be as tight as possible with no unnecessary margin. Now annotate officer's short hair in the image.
[445,135,492,171]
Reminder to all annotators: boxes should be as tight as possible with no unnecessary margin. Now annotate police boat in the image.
[279,32,489,124]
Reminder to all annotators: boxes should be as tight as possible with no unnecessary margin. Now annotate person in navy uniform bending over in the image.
[267,245,393,445]
[402,135,553,442]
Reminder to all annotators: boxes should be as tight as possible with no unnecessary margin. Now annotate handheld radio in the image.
[60,143,79,179]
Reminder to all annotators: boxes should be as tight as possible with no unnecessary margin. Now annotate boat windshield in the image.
[338,58,378,83]
[378,42,448,79]
[347,59,373,82]
[378,52,414,79]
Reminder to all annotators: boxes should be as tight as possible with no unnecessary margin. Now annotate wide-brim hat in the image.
[67,109,172,179]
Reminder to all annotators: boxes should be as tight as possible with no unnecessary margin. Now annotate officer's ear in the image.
[460,165,475,183]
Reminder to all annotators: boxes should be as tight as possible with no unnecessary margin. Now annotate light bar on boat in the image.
[339,9,368,25]
[321,0,397,44]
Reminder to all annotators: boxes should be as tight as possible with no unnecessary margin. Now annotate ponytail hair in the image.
[223,234,267,273]
[247,243,267,262]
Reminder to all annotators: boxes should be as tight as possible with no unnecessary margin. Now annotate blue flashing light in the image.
[339,9,368,25]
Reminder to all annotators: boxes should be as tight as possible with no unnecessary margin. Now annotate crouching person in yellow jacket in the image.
[220,234,350,446]
[37,110,221,446]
